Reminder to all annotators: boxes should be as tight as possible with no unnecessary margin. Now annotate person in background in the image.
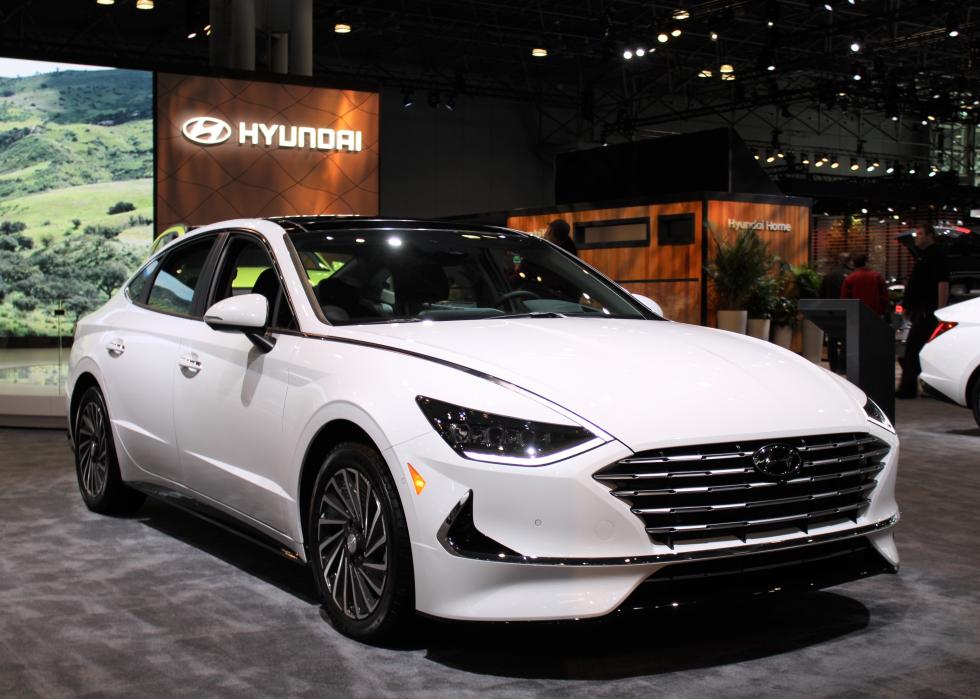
[841,253,889,318]
[897,223,950,398]
[545,219,578,257]
[820,252,851,373]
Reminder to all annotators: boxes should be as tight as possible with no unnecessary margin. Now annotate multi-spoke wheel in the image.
[308,443,414,642]
[72,386,145,515]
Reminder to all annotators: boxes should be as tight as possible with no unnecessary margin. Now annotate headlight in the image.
[416,395,597,465]
[864,397,894,433]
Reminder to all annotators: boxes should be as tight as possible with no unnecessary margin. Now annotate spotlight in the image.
[766,149,775,163]
[767,62,776,71]
[850,158,860,171]
[135,0,153,8]
[671,28,682,37]
[658,32,670,43]
[96,0,115,4]
[710,31,719,41]
[850,36,862,53]
[830,157,840,169]
[824,3,833,11]
[886,162,895,174]
[753,149,760,160]
[334,22,351,33]
[814,159,825,167]
[947,11,961,37]
[928,170,937,177]
[852,63,864,81]
[891,115,899,122]
[801,153,811,165]
[636,48,646,57]
[531,47,548,57]
[908,165,917,174]
[624,49,634,59]
[673,9,690,20]
[698,69,713,78]
[402,89,414,108]
[861,207,869,214]
[777,148,785,159]
[866,161,876,172]
[445,94,456,111]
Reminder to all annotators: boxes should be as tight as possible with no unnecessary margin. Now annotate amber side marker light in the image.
[407,463,426,494]
[928,321,958,342]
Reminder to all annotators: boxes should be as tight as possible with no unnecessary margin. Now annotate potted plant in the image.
[705,228,773,334]
[770,294,798,348]
[792,264,824,363]
[745,276,777,340]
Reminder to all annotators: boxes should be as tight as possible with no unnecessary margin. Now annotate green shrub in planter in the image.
[705,228,774,310]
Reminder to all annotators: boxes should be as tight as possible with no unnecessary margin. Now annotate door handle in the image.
[178,353,202,375]
[105,339,125,356]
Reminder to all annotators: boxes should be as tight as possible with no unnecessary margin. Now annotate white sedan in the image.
[68,217,900,642]
[920,296,980,427]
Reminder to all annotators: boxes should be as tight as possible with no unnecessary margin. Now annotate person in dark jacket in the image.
[820,252,851,373]
[841,253,888,317]
[545,219,578,257]
[897,224,950,398]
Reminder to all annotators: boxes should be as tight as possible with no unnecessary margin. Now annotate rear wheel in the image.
[308,442,414,643]
[73,386,145,515]
[971,376,980,429]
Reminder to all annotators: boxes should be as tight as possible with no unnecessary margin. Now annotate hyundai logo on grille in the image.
[752,443,803,480]
[181,116,232,145]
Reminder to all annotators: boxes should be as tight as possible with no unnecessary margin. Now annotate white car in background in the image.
[920,296,980,427]
[68,217,900,642]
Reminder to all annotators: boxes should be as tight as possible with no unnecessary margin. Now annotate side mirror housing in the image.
[632,293,665,318]
[204,294,276,352]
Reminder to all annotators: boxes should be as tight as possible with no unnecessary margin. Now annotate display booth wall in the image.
[508,194,811,326]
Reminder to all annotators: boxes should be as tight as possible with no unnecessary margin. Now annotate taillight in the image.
[895,303,904,315]
[928,321,958,342]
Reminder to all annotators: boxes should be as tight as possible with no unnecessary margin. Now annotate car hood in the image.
[335,318,869,451]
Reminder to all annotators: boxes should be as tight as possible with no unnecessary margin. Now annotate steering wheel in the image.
[492,289,541,308]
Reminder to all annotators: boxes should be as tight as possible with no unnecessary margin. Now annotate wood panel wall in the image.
[508,198,811,327]
[508,202,703,324]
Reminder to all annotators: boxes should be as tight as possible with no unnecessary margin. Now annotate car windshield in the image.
[287,227,653,325]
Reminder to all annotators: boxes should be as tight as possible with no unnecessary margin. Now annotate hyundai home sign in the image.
[728,218,792,233]
[181,115,363,152]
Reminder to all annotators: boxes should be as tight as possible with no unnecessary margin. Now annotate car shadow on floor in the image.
[418,592,871,680]
[946,427,980,437]
[136,497,320,604]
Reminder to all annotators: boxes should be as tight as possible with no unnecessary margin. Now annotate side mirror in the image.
[632,293,665,318]
[204,294,276,352]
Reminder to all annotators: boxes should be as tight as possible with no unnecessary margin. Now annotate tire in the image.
[73,386,145,515]
[307,442,415,643]
[971,376,980,430]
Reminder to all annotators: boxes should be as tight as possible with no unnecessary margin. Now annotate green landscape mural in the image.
[0,65,153,337]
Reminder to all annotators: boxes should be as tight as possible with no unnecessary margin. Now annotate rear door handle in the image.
[105,339,125,356]
[178,353,202,375]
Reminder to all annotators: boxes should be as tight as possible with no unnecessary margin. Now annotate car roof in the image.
[267,215,527,238]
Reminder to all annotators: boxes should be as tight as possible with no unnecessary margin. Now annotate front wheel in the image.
[971,378,980,429]
[73,386,145,515]
[308,442,415,643]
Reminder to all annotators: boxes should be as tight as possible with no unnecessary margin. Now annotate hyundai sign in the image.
[156,73,379,224]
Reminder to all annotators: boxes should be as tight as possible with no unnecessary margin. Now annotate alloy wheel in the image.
[76,400,109,499]
[316,467,389,620]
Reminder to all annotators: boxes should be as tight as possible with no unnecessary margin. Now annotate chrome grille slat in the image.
[594,432,890,549]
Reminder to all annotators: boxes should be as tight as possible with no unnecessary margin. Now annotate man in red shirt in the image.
[840,253,888,317]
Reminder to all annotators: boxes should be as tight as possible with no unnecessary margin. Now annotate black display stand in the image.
[799,299,896,424]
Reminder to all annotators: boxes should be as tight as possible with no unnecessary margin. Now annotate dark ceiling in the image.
[3,1,980,148]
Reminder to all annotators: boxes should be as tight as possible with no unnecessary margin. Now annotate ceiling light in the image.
[765,149,775,163]
[886,163,895,174]
[187,31,197,39]
[531,47,548,57]
[698,69,713,78]
[767,62,776,71]
[623,49,634,59]
[850,39,861,52]
[801,154,811,164]
[334,22,351,33]
[673,9,690,20]
[814,159,825,167]
[947,11,961,37]
[135,0,153,8]
[96,0,115,4]
[908,165,917,174]
[830,158,840,169]
[402,89,414,108]
[710,31,719,41]
[636,48,646,57]
[753,149,760,160]
[658,32,670,43]
[777,149,785,159]
[891,115,899,121]
[850,158,860,171]
[719,63,734,74]
[928,170,937,177]
[671,28,683,37]
[767,20,774,28]
[861,207,869,214]
[824,3,833,11]
[866,161,876,172]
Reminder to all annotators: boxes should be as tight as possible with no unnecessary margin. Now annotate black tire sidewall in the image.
[307,442,413,640]
[74,386,114,508]
[971,378,980,430]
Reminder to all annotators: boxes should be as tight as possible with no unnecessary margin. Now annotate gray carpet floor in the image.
[1,397,979,698]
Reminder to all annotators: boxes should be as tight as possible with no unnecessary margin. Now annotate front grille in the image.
[594,433,890,549]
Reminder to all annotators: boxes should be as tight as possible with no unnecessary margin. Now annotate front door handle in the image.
[106,339,125,356]
[178,353,202,375]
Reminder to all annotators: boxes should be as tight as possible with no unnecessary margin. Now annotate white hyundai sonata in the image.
[920,296,980,427]
[68,217,900,642]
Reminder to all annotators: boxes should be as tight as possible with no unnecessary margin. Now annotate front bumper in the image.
[388,426,900,621]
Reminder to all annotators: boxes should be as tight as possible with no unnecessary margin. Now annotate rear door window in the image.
[146,237,215,317]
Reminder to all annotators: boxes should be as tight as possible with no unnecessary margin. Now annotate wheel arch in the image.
[967,361,980,406]
[297,419,384,556]
[69,371,102,438]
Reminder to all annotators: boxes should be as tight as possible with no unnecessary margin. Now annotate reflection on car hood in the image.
[336,317,868,451]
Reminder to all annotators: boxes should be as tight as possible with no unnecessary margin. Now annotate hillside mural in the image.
[0,63,153,338]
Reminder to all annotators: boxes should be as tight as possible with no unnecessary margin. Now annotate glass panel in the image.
[289,228,652,325]
[211,238,294,330]
[125,258,160,302]
[574,219,649,248]
[146,239,213,316]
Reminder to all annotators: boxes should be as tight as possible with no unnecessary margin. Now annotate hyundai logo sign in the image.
[181,116,233,146]
[180,115,363,152]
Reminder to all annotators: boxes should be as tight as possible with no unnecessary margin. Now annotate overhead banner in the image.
[156,73,379,227]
